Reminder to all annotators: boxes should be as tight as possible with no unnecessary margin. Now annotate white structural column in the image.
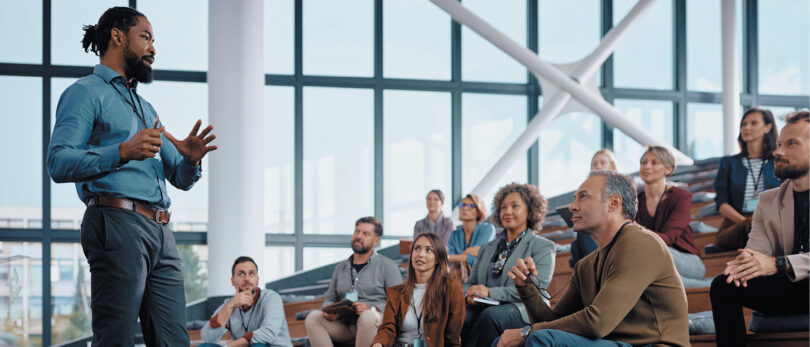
[429,0,693,200]
[722,0,740,154]
[207,0,265,296]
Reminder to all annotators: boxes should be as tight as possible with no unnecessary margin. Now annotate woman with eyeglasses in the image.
[460,183,555,347]
[414,189,455,244]
[371,233,465,347]
[448,194,495,269]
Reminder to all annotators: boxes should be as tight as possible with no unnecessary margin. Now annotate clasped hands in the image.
[723,248,779,287]
[322,301,373,321]
[119,117,218,165]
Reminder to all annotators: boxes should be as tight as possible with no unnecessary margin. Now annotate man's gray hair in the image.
[588,170,638,220]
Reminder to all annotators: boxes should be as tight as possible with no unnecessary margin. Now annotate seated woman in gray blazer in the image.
[460,183,555,347]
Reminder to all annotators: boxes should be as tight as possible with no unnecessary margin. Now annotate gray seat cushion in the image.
[749,312,810,332]
[688,311,716,335]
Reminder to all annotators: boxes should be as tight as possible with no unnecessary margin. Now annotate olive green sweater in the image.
[517,224,690,347]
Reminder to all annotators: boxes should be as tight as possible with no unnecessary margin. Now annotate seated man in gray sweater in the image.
[305,216,404,347]
[201,256,292,347]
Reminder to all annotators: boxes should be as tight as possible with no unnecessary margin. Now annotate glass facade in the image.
[0,1,808,344]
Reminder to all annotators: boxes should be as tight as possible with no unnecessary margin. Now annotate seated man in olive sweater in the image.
[201,256,293,347]
[495,170,690,347]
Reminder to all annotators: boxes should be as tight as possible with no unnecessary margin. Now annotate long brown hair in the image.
[401,233,451,321]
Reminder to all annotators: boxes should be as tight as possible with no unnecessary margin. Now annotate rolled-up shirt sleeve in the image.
[200,301,229,343]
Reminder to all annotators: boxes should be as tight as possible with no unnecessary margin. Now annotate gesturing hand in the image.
[119,117,164,163]
[508,257,538,287]
[164,119,218,165]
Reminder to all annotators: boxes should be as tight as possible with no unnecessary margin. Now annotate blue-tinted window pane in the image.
[51,243,91,344]
[687,0,743,92]
[303,87,374,235]
[539,0,600,64]
[462,0,527,83]
[264,246,296,281]
[52,0,127,66]
[384,0,451,80]
[686,103,723,160]
[303,0,373,77]
[178,244,208,302]
[612,100,674,174]
[384,90,451,238]
[613,0,673,89]
[539,110,602,198]
[462,93,527,207]
[758,0,810,95]
[0,0,42,64]
[0,76,41,229]
[265,86,295,234]
[264,0,294,74]
[50,78,85,229]
[135,81,210,231]
[138,0,208,71]
[0,242,43,346]
[303,247,351,271]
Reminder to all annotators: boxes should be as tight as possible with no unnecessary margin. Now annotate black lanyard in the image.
[745,158,766,193]
[238,306,254,332]
[110,80,149,129]
[412,300,423,339]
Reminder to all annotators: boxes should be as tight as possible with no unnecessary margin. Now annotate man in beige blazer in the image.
[710,110,810,347]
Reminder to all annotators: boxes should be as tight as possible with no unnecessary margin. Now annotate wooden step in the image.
[691,331,809,347]
[283,298,324,321]
[288,320,308,339]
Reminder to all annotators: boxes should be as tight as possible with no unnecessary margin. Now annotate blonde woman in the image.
[447,193,495,268]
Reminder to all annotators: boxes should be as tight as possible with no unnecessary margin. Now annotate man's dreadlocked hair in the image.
[81,7,146,57]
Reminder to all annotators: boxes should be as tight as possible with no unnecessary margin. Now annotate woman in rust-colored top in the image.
[636,146,708,288]
[371,233,465,347]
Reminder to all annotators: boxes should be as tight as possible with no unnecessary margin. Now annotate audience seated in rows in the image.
[461,183,555,347]
[414,189,456,244]
[494,171,689,347]
[713,107,782,250]
[636,146,708,288]
[710,111,810,347]
[448,193,496,272]
[568,149,617,267]
[372,233,466,347]
[305,217,404,347]
[200,256,292,347]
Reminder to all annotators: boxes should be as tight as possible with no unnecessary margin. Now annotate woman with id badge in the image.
[714,107,781,250]
[372,233,465,347]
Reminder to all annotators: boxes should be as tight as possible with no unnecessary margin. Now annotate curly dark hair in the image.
[490,183,547,232]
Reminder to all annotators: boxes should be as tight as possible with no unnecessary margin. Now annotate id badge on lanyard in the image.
[345,266,359,302]
[743,198,760,213]
[413,338,426,347]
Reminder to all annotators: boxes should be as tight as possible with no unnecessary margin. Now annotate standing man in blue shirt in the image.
[47,7,217,346]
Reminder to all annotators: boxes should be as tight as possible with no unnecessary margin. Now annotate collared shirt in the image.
[448,222,496,266]
[323,250,403,314]
[47,64,201,209]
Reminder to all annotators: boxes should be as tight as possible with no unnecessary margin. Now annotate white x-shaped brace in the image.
[429,0,694,200]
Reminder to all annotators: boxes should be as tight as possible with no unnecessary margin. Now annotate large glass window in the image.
[178,244,208,303]
[539,0,601,64]
[758,0,810,95]
[383,90,451,238]
[612,100,674,173]
[265,87,295,234]
[264,0,294,75]
[52,0,127,67]
[0,76,42,229]
[303,247,351,271]
[539,111,602,198]
[264,246,296,282]
[137,81,210,231]
[383,0,451,80]
[0,0,42,64]
[462,93,528,207]
[303,87,374,235]
[462,0,527,83]
[0,242,43,347]
[303,0,373,77]
[686,0,743,92]
[686,103,724,160]
[137,0,208,71]
[613,0,673,89]
[51,243,91,345]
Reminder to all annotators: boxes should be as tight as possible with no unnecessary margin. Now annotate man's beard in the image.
[351,241,372,254]
[775,160,810,180]
[124,46,153,83]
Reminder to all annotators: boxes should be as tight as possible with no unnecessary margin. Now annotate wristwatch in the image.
[776,256,787,273]
[520,325,532,340]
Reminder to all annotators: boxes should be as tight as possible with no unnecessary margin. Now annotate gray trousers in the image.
[668,246,711,288]
[81,206,190,346]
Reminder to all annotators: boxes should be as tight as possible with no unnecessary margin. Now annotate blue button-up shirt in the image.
[47,64,201,209]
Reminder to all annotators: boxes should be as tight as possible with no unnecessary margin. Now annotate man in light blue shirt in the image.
[47,7,216,346]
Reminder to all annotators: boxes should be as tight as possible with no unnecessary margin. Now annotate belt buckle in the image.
[154,210,171,224]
